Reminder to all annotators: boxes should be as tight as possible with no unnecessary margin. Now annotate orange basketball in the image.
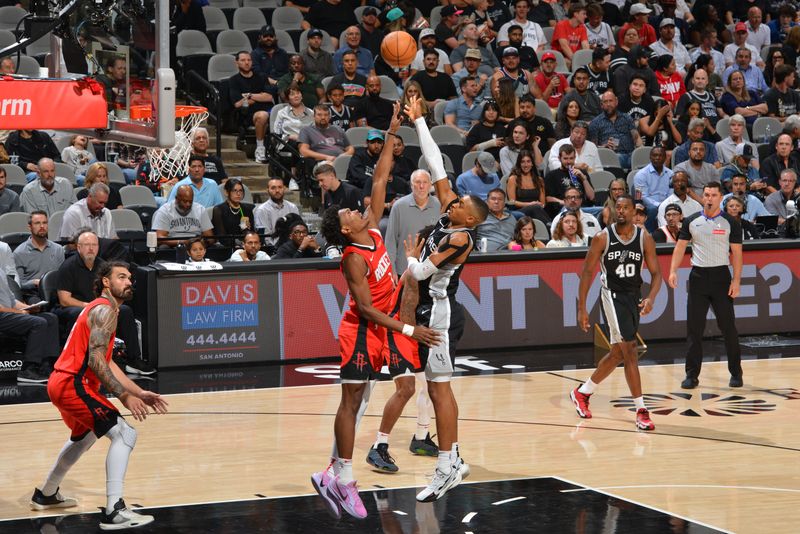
[381,31,417,68]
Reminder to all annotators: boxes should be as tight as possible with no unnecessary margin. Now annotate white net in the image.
[146,107,209,181]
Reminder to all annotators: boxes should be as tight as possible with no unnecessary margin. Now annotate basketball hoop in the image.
[130,104,209,182]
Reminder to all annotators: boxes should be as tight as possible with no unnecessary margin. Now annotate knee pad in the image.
[108,419,138,449]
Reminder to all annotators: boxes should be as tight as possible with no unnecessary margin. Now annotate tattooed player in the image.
[32,260,168,530]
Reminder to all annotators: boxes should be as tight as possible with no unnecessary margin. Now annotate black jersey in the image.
[328,104,355,131]
[418,213,475,304]
[600,224,645,293]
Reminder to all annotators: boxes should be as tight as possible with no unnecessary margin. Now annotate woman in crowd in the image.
[211,178,255,247]
[77,162,122,209]
[676,100,719,143]
[546,210,587,248]
[554,100,581,140]
[272,221,324,259]
[600,178,628,228]
[781,26,800,71]
[400,81,436,128]
[499,122,535,177]
[725,196,760,240]
[610,27,640,72]
[507,216,545,250]
[719,70,766,128]
[506,149,550,224]
[495,78,519,124]
[655,55,686,110]
[273,83,314,188]
[466,100,507,161]
[763,48,786,88]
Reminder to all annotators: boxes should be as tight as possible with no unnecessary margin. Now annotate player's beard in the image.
[111,285,134,301]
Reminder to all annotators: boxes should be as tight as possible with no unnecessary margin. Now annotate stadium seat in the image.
[54,162,76,182]
[333,154,352,182]
[379,75,399,100]
[462,151,481,173]
[125,205,158,232]
[433,100,448,125]
[103,162,127,184]
[233,7,268,47]
[597,147,621,169]
[38,269,59,306]
[396,126,419,146]
[0,212,29,234]
[271,6,303,31]
[533,218,550,241]
[208,53,238,82]
[48,210,65,242]
[15,55,41,77]
[345,126,371,146]
[590,170,616,190]
[571,49,593,72]
[243,0,279,8]
[111,208,145,232]
[0,6,27,32]
[535,99,553,121]
[418,154,454,175]
[275,28,296,54]
[630,146,652,171]
[0,29,15,49]
[216,30,251,56]
[0,164,27,186]
[120,185,158,208]
[752,117,781,143]
[203,6,230,32]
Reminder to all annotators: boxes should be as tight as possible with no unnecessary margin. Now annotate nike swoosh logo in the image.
[609,241,618,245]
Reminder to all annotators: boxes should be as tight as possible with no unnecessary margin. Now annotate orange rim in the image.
[130,105,208,120]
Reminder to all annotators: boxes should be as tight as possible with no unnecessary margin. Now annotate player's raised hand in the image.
[639,298,653,316]
[410,325,442,347]
[139,391,169,414]
[403,234,424,259]
[404,96,422,122]
[390,101,402,131]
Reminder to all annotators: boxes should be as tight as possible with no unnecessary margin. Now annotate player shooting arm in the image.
[642,232,663,308]
[576,231,606,331]
[343,254,439,345]
[367,102,401,227]
[86,304,127,399]
[406,96,458,211]
[406,231,472,281]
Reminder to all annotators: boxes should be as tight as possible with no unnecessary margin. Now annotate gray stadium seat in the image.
[333,154,352,182]
[54,162,77,182]
[752,117,781,143]
[0,212,29,234]
[0,164,28,185]
[535,99,553,121]
[202,6,230,33]
[379,75,399,100]
[271,6,303,31]
[15,55,41,77]
[233,7,268,33]
[433,100,448,125]
[243,0,280,7]
[111,208,145,232]
[630,146,652,171]
[533,218,550,241]
[120,185,158,208]
[275,28,295,54]
[431,125,465,146]
[103,162,127,184]
[418,154,454,175]
[176,30,214,56]
[0,29,15,49]
[597,147,621,169]
[396,126,419,146]
[590,170,616,190]
[462,151,481,173]
[209,0,238,9]
[0,6,27,32]
[49,210,65,242]
[570,49,593,72]
[345,126,371,146]
[208,53,238,81]
[216,30,251,55]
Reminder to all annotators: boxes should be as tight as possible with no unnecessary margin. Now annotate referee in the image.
[668,182,743,389]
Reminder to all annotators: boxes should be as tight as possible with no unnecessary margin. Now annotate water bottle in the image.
[176,242,187,264]
[764,123,772,144]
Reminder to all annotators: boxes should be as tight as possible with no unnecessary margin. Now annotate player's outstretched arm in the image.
[343,253,441,346]
[368,101,402,228]
[577,231,606,332]
[405,96,457,211]
[640,232,662,316]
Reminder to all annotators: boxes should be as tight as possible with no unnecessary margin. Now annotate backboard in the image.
[0,0,175,147]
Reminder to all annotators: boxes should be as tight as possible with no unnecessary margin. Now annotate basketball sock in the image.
[436,451,452,474]
[338,459,354,484]
[256,139,264,148]
[633,396,646,410]
[415,372,432,439]
[41,432,97,495]
[374,432,389,448]
[450,443,459,463]
[326,457,337,477]
[579,379,597,395]
[330,381,375,459]
[104,421,137,512]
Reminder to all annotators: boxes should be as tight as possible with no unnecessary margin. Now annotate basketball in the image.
[381,31,417,68]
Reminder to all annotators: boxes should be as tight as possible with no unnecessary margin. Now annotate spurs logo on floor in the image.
[611,392,778,417]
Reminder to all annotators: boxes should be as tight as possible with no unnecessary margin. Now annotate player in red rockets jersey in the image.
[311,102,440,520]
[33,261,168,531]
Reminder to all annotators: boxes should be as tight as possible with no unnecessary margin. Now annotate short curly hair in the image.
[320,205,349,248]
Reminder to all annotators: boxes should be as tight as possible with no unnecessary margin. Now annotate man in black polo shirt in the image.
[315,163,363,213]
[668,182,743,389]
[55,230,155,375]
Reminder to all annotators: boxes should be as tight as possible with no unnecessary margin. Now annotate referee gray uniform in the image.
[678,211,743,382]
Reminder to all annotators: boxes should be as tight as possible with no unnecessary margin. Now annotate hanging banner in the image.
[0,77,108,129]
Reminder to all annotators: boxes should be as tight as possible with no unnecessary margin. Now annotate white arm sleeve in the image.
[415,117,448,183]
[406,256,439,281]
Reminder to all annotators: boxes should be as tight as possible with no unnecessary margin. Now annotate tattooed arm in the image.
[397,272,419,326]
[87,304,169,420]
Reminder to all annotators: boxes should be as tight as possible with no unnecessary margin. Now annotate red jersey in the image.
[656,70,686,109]
[54,297,116,392]
[551,19,588,54]
[340,228,395,321]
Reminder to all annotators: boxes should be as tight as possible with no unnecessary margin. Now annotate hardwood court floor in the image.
[0,357,798,533]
